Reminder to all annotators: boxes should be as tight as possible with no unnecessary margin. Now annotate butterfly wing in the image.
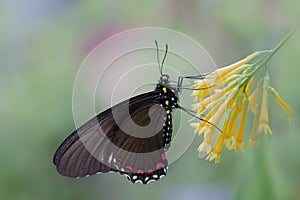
[53,91,168,184]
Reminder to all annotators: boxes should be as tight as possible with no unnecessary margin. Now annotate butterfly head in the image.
[159,74,170,84]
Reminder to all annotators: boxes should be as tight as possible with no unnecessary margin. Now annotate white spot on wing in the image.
[159,174,166,178]
[108,153,113,163]
[113,164,119,170]
[147,179,155,184]
[135,180,143,184]
[124,174,130,179]
[145,176,149,182]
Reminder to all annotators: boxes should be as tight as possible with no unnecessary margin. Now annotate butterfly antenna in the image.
[161,44,168,75]
[155,40,163,76]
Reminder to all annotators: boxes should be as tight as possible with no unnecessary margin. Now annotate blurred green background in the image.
[1,1,299,200]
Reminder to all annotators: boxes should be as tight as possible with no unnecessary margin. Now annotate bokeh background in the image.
[1,1,299,200]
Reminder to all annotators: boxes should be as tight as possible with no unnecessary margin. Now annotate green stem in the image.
[264,25,298,64]
[246,26,298,80]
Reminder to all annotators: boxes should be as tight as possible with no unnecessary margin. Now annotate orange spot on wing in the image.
[136,169,144,174]
[161,153,167,160]
[156,162,165,169]
[125,165,133,171]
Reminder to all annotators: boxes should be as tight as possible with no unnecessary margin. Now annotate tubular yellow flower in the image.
[212,73,241,90]
[197,128,213,153]
[213,133,226,157]
[245,76,256,96]
[192,87,230,115]
[192,80,214,100]
[209,100,228,127]
[197,100,228,155]
[206,133,225,163]
[258,75,272,135]
[194,101,223,135]
[228,87,242,108]
[232,100,248,151]
[194,110,212,135]
[190,122,199,129]
[196,119,211,135]
[248,80,263,113]
[249,86,261,114]
[269,87,293,123]
[207,111,231,163]
[224,108,239,148]
[236,91,247,113]
[211,53,257,80]
[249,111,260,148]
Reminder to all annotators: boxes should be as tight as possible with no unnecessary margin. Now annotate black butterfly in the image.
[53,41,207,184]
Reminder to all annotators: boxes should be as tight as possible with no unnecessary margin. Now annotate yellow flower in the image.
[249,110,260,148]
[245,76,255,95]
[192,80,212,100]
[269,87,293,122]
[194,101,223,135]
[231,100,248,151]
[198,135,212,153]
[257,75,272,135]
[210,53,258,80]
[206,110,231,163]
[224,108,238,148]
[197,100,228,157]
[206,134,225,163]
[192,87,231,115]
[248,83,261,114]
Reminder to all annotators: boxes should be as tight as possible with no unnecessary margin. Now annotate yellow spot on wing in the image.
[165,100,169,106]
[163,87,167,93]
[166,110,170,114]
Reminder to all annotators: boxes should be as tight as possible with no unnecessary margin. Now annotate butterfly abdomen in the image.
[156,84,179,149]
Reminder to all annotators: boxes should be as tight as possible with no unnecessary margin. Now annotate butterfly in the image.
[53,41,208,184]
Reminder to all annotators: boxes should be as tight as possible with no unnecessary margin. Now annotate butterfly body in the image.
[155,83,179,149]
